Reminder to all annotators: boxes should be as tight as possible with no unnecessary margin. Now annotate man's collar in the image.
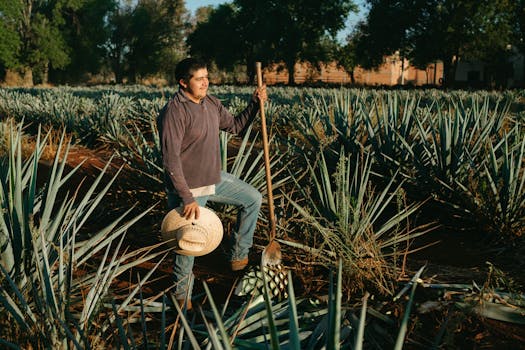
[177,89,205,104]
[177,89,189,102]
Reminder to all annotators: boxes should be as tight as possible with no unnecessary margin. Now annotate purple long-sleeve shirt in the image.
[157,90,259,205]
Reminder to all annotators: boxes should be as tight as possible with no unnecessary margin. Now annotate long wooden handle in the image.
[255,62,276,239]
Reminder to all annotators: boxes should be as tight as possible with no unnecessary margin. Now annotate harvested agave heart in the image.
[234,264,288,300]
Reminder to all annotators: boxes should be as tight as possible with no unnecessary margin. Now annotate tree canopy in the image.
[188,0,356,84]
[0,0,523,87]
[105,0,188,84]
[351,0,518,87]
[53,0,117,83]
[0,0,75,84]
[0,1,21,71]
[0,0,189,85]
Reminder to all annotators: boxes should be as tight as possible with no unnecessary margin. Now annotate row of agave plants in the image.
[0,121,463,348]
[1,85,525,287]
[1,85,524,254]
[1,85,524,348]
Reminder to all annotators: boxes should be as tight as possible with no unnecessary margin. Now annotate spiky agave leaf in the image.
[355,292,370,350]
[475,128,525,236]
[362,92,423,178]
[0,122,160,347]
[287,147,432,294]
[160,259,434,349]
[326,260,343,350]
[287,269,301,350]
[394,265,426,350]
[451,125,525,238]
[1,121,51,280]
[410,96,510,198]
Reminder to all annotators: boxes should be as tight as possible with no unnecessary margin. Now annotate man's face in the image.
[181,68,209,102]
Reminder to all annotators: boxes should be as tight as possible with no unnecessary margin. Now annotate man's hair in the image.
[175,58,207,85]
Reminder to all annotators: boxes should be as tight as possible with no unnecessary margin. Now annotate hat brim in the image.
[160,206,223,256]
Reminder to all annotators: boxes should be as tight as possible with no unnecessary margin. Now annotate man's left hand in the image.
[254,85,268,103]
[183,201,200,220]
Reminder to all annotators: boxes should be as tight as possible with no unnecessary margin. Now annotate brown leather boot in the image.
[230,257,249,271]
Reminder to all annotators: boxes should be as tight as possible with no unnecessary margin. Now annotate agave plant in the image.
[87,258,525,349]
[137,261,437,349]
[410,96,510,194]
[168,261,358,349]
[90,93,138,147]
[285,147,434,295]
[362,92,423,179]
[0,121,165,348]
[113,113,164,184]
[458,126,525,237]
[39,88,95,133]
[219,124,291,196]
[286,88,365,153]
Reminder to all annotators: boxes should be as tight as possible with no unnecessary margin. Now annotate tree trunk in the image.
[442,59,450,87]
[42,61,49,85]
[128,67,136,84]
[522,54,525,87]
[401,58,405,85]
[22,67,34,87]
[450,56,459,88]
[112,56,123,83]
[115,69,123,84]
[286,59,295,85]
[442,56,457,88]
[399,49,406,86]
[246,59,256,85]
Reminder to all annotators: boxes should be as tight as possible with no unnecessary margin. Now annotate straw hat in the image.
[160,206,223,256]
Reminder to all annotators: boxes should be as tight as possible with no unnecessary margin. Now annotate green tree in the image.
[127,0,165,83]
[106,4,131,83]
[187,4,244,77]
[410,0,515,87]
[193,5,213,24]
[6,0,83,85]
[514,0,525,86]
[52,0,117,83]
[158,0,190,84]
[106,0,188,84]
[0,1,21,72]
[353,0,415,70]
[188,0,356,85]
[356,0,516,87]
[336,40,357,84]
[518,1,525,50]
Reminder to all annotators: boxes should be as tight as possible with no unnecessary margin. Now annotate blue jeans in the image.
[167,171,262,301]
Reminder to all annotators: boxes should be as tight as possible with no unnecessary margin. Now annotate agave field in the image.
[0,85,524,349]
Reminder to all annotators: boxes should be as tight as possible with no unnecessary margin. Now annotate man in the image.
[157,57,268,310]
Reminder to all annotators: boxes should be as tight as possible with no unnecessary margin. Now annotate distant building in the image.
[263,49,525,88]
[263,55,444,86]
[353,57,442,86]
[454,49,524,88]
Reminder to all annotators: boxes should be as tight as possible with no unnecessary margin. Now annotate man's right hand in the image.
[183,201,200,220]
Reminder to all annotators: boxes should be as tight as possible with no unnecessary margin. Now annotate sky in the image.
[184,0,366,43]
